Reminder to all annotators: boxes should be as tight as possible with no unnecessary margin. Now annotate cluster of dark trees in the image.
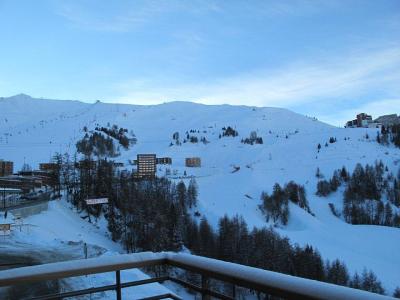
[329,137,337,143]
[316,162,400,227]
[260,182,312,225]
[64,152,200,251]
[377,124,400,148]
[76,132,119,157]
[171,132,181,146]
[183,214,387,296]
[241,131,263,145]
[317,137,339,152]
[316,167,348,196]
[192,216,384,294]
[95,124,136,149]
[187,135,198,143]
[183,134,209,144]
[317,137,337,152]
[220,126,238,138]
[171,130,209,146]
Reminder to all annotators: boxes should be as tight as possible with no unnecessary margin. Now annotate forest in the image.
[316,161,400,227]
[51,130,400,298]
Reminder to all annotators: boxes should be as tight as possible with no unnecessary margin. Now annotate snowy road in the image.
[0,199,176,300]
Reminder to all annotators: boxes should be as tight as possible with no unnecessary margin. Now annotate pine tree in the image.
[176,181,187,209]
[316,180,331,196]
[187,178,198,208]
[329,170,341,192]
[393,287,400,298]
[340,166,349,182]
[326,259,349,286]
[361,269,385,294]
[199,217,216,257]
[384,202,393,226]
[350,272,362,289]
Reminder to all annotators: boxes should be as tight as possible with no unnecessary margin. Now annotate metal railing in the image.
[0,252,395,300]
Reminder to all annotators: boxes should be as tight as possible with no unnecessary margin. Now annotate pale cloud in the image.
[198,46,400,107]
[54,0,332,33]
[56,1,174,32]
[55,0,222,32]
[255,0,337,17]
[113,45,400,108]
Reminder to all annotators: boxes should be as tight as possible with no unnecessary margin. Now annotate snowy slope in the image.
[0,200,174,299]
[1,94,400,293]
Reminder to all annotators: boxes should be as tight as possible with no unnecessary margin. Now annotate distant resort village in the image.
[0,154,201,211]
[345,113,400,128]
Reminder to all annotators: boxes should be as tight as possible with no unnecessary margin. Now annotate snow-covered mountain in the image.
[1,94,400,293]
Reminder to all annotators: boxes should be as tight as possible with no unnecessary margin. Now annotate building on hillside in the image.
[345,119,358,128]
[374,114,400,127]
[356,113,373,127]
[0,160,13,177]
[185,157,201,168]
[345,113,380,128]
[39,163,59,173]
[75,159,97,170]
[137,154,157,178]
[0,176,39,193]
[18,170,57,187]
[156,157,172,165]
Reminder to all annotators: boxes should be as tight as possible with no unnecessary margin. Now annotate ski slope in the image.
[1,94,400,293]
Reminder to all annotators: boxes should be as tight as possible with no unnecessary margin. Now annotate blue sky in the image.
[0,0,399,126]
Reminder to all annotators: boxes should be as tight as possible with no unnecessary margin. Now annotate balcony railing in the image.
[0,252,395,300]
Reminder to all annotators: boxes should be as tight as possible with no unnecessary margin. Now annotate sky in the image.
[0,0,399,126]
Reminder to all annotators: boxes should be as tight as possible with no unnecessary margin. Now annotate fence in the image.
[0,252,395,300]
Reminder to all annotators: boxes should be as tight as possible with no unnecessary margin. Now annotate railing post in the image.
[201,274,210,300]
[116,270,121,300]
[232,284,236,299]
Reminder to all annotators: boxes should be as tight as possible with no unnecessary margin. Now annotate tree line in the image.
[260,182,313,225]
[94,124,136,149]
[60,154,388,297]
[316,162,400,227]
[377,124,400,148]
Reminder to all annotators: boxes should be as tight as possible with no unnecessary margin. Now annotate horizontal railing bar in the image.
[30,276,171,300]
[169,277,234,300]
[138,293,182,300]
[166,253,395,300]
[0,252,167,286]
[0,252,395,300]
[31,283,116,300]
[121,276,169,289]
[168,259,300,299]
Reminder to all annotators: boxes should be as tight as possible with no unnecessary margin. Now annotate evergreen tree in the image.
[176,181,187,209]
[316,180,331,196]
[350,272,362,289]
[393,287,400,298]
[199,217,216,257]
[384,203,393,226]
[326,259,349,286]
[361,269,385,295]
[187,178,198,208]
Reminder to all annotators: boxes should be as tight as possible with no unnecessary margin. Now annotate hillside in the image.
[1,94,400,294]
